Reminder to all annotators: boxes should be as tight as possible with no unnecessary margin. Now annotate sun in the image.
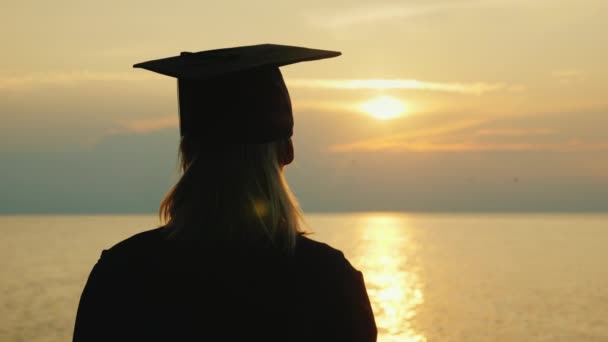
[360,96,407,120]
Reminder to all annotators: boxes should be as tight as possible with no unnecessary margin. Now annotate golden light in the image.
[360,96,407,120]
[358,214,426,342]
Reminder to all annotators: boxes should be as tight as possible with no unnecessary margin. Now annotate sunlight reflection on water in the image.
[356,214,426,342]
[3,214,608,341]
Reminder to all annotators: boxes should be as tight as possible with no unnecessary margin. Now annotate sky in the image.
[1,0,607,213]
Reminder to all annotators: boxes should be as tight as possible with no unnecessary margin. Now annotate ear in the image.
[278,138,294,166]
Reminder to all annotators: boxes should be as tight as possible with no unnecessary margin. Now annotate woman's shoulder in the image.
[294,235,377,341]
[110,226,167,249]
[98,226,169,262]
[295,234,360,274]
[295,234,343,257]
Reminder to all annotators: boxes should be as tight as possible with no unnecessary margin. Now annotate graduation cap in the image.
[133,44,341,143]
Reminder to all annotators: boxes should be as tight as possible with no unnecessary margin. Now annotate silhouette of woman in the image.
[73,44,377,342]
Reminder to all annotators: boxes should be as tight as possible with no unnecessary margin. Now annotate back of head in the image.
[159,137,304,253]
[134,45,339,254]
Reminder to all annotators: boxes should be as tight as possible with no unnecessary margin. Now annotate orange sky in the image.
[1,0,607,212]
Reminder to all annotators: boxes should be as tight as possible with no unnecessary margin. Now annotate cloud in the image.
[116,116,178,134]
[329,119,483,152]
[551,69,586,85]
[329,119,608,153]
[288,78,520,95]
[474,128,557,136]
[0,71,157,90]
[76,116,179,148]
[332,140,608,153]
[306,0,518,29]
[0,71,523,96]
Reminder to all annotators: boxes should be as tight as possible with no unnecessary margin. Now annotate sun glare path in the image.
[357,214,426,342]
[360,96,407,120]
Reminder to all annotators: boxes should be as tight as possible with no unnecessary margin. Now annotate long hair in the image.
[159,136,306,253]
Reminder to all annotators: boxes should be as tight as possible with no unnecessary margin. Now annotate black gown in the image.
[73,227,377,341]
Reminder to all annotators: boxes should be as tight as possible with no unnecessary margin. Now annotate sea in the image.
[1,213,607,342]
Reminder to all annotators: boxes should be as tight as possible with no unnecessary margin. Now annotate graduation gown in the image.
[73,227,377,341]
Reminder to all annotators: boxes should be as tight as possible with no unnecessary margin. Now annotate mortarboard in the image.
[133,44,341,143]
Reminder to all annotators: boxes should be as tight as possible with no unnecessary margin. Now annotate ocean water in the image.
[1,213,607,341]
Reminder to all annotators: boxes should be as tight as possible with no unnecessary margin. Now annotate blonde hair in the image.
[159,137,306,253]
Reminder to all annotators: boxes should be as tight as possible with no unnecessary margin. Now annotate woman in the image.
[73,44,377,342]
